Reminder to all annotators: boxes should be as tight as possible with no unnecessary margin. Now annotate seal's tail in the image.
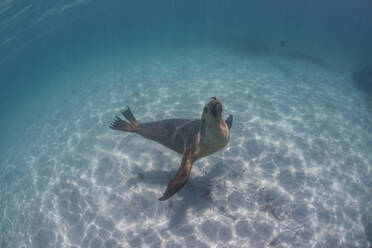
[110,106,139,132]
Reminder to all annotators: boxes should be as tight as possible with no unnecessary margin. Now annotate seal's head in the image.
[202,97,223,125]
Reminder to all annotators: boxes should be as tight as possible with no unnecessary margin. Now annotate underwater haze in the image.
[1,0,372,247]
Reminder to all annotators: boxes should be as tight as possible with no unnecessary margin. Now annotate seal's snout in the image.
[212,102,222,117]
[211,96,220,103]
[210,97,222,117]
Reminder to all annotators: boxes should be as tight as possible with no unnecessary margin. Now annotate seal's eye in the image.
[203,107,208,113]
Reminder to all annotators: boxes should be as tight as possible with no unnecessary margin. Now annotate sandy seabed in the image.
[1,46,371,248]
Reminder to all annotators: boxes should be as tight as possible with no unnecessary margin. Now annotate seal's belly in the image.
[198,138,229,158]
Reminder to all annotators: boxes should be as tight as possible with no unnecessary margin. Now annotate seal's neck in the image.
[200,119,229,149]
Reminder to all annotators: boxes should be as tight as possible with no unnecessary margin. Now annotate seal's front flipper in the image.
[226,114,233,130]
[159,149,194,201]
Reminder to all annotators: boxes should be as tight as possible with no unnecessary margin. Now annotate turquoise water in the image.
[1,1,372,247]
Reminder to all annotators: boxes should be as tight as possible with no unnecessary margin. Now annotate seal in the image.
[110,97,233,201]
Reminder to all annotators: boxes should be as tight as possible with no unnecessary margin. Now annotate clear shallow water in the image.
[1,1,372,248]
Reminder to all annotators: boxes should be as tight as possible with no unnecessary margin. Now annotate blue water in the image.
[1,1,372,247]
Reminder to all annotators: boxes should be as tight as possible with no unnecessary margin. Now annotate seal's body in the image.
[110,97,233,200]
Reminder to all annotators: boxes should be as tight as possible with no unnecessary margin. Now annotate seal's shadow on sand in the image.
[126,160,231,228]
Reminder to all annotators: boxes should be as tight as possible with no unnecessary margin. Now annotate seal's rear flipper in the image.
[159,149,194,201]
[226,114,233,130]
[110,106,139,132]
[121,106,138,125]
[110,116,138,132]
